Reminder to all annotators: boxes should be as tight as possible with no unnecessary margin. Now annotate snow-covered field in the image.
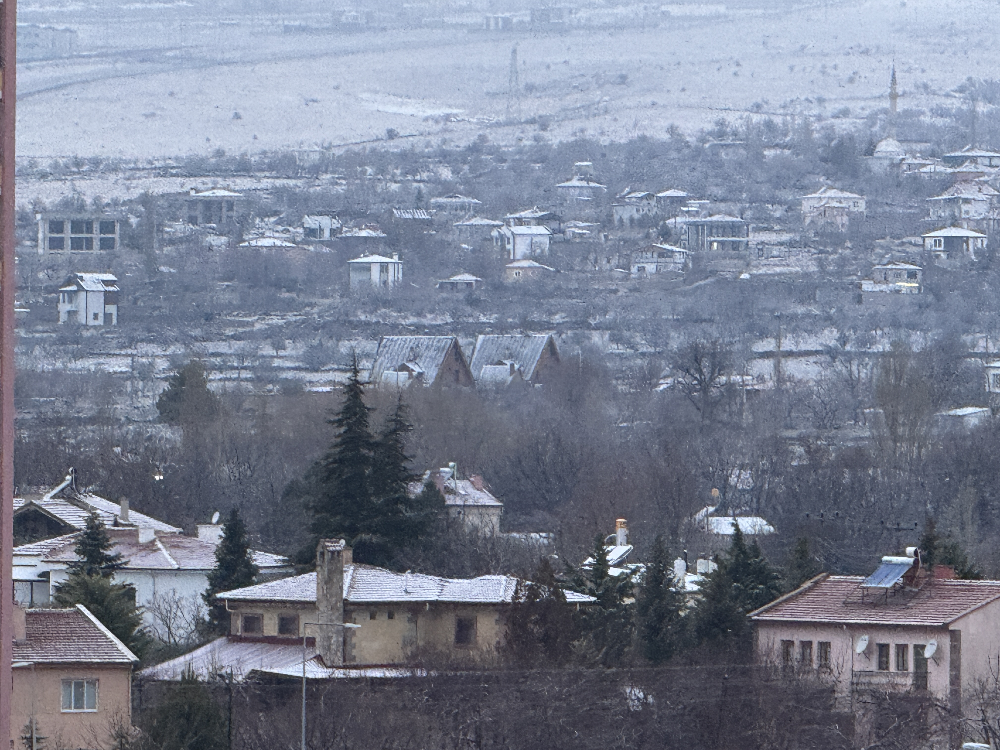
[13,0,1000,161]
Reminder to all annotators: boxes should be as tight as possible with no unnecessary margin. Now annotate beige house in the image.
[800,187,866,231]
[13,605,137,750]
[142,540,593,681]
[410,467,504,534]
[751,552,1000,743]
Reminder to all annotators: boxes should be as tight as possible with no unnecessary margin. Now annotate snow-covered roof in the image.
[469,334,559,382]
[873,138,905,158]
[505,207,555,220]
[506,260,555,270]
[302,214,340,228]
[429,194,481,206]
[238,236,297,248]
[927,182,1000,200]
[189,188,242,198]
[454,217,503,227]
[370,335,468,387]
[216,565,593,605]
[409,470,503,508]
[944,146,1000,160]
[340,226,387,238]
[923,227,988,238]
[348,253,401,264]
[440,273,483,283]
[505,225,552,236]
[655,188,688,198]
[802,186,864,200]
[60,273,118,293]
[556,177,607,189]
[938,406,990,418]
[392,208,434,220]
[692,506,776,535]
[689,213,745,223]
[873,262,922,271]
[14,483,181,535]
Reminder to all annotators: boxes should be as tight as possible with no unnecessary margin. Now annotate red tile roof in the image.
[751,574,1000,627]
[14,605,137,665]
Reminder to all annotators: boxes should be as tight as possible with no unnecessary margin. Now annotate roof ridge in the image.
[748,573,828,618]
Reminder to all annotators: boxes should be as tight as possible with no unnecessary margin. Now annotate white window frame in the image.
[61,679,98,713]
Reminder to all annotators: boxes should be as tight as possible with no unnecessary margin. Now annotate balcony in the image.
[851,670,918,692]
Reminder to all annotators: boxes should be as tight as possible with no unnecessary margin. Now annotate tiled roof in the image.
[14,494,181,534]
[370,335,470,387]
[14,605,137,664]
[139,637,314,681]
[469,334,558,382]
[217,564,594,605]
[409,470,503,508]
[16,528,289,571]
[751,574,1000,626]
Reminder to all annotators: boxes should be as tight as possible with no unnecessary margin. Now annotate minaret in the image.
[888,65,898,139]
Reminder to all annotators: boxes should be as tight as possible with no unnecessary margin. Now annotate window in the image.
[99,220,116,235]
[455,616,477,646]
[907,270,918,280]
[895,644,909,672]
[781,640,794,665]
[817,642,831,669]
[992,373,1000,390]
[70,220,93,235]
[913,645,928,690]
[93,313,100,322]
[369,610,378,620]
[278,614,299,636]
[877,643,890,671]
[799,641,813,667]
[61,680,97,712]
[933,238,943,249]
[241,614,262,634]
[386,610,395,620]
[49,220,65,234]
[71,236,94,250]
[48,236,65,250]
[99,237,116,250]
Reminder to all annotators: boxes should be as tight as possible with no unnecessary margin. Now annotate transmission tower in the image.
[506,44,521,121]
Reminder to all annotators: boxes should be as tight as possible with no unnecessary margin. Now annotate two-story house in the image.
[57,273,119,326]
[347,253,403,289]
[468,333,561,386]
[36,213,120,254]
[409,467,503,534]
[800,187,866,231]
[861,262,923,294]
[922,227,987,261]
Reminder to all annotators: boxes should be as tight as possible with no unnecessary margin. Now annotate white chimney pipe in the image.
[615,518,628,547]
[197,524,224,546]
[119,499,130,524]
[138,527,155,544]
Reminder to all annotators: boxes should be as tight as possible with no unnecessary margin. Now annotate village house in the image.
[504,207,558,228]
[555,175,608,211]
[57,273,119,326]
[340,224,388,242]
[496,224,552,260]
[302,214,341,241]
[469,333,561,386]
[437,273,483,292]
[411,467,503,534]
[922,227,987,260]
[369,335,474,388]
[630,243,689,276]
[751,550,1000,745]
[141,540,593,680]
[861,262,922,294]
[926,182,1000,233]
[13,604,138,750]
[390,208,435,225]
[36,213,121,254]
[612,190,658,226]
[681,215,750,253]
[347,253,403,290]
[504,259,555,282]
[429,194,482,216]
[942,146,1000,168]
[800,187,866,231]
[453,217,503,242]
[185,187,244,226]
[655,189,690,216]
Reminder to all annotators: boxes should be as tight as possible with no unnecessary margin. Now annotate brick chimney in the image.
[315,539,349,666]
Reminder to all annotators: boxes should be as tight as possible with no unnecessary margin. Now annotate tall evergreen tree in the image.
[203,508,259,634]
[568,534,635,666]
[919,518,981,579]
[786,537,821,590]
[507,557,575,666]
[636,536,685,664]
[55,513,146,656]
[156,361,219,426]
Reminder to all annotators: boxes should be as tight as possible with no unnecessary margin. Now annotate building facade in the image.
[57,273,119,326]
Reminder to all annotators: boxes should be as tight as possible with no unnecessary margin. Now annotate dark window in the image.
[70,236,93,250]
[913,645,928,690]
[99,220,116,235]
[896,644,909,672]
[369,610,378,620]
[799,641,813,667]
[907,270,918,280]
[241,614,262,634]
[780,640,794,665]
[70,220,93,235]
[817,641,831,669]
[877,643,890,671]
[48,236,65,250]
[386,610,395,620]
[99,237,116,250]
[225,201,235,212]
[305,228,319,239]
[92,312,100,322]
[455,616,476,646]
[48,220,65,234]
[278,614,299,636]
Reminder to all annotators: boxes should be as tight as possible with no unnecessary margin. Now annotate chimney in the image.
[119,499,130,524]
[197,524,224,546]
[13,604,26,642]
[138,527,155,544]
[615,518,628,547]
[469,475,485,492]
[673,557,687,582]
[315,539,348,667]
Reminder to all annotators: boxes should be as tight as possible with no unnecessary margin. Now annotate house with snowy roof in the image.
[800,187,866,231]
[504,259,555,282]
[429,194,482,216]
[410,467,503,534]
[469,333,560,386]
[504,207,558,227]
[347,253,402,289]
[185,187,244,226]
[496,224,552,260]
[57,273,118,326]
[369,335,474,388]
[681,215,749,253]
[942,146,1000,168]
[922,227,987,261]
[302,214,341,241]
[142,539,593,680]
[655,189,690,216]
[750,549,1000,740]
[861,262,922,294]
[927,182,1000,236]
[436,273,483,292]
[612,190,658,225]
[12,604,138,750]
[630,244,688,276]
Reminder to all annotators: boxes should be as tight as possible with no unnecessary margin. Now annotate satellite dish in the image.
[211,511,221,524]
[925,640,937,659]
[855,635,869,654]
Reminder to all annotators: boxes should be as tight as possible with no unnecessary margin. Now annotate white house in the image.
[504,259,555,282]
[348,253,403,289]
[631,244,688,276]
[861,262,922,294]
[496,224,551,260]
[926,182,999,225]
[437,273,483,292]
[942,146,1000,168]
[800,187,866,230]
[612,190,658,225]
[922,227,987,260]
[302,215,341,240]
[57,273,118,326]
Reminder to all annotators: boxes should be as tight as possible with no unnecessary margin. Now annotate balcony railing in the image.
[851,670,918,691]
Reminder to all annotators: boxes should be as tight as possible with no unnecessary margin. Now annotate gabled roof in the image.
[429,194,482,206]
[944,146,1000,160]
[556,177,607,189]
[139,636,315,682]
[439,273,483,283]
[505,260,555,271]
[216,565,593,605]
[454,217,503,227]
[656,188,689,198]
[750,574,1000,627]
[801,186,864,200]
[874,262,922,271]
[927,182,1000,200]
[369,336,471,387]
[15,527,289,571]
[505,207,555,220]
[469,334,559,382]
[189,188,242,198]
[504,225,552,236]
[14,485,181,535]
[409,470,503,508]
[923,227,988,238]
[14,605,138,665]
[348,253,401,264]
[239,236,297,248]
[60,273,118,293]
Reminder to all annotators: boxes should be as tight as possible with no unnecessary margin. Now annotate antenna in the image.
[211,511,221,524]
[925,640,937,659]
[855,635,869,654]
[506,44,521,121]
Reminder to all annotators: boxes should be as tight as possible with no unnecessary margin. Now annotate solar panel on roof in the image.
[862,559,913,588]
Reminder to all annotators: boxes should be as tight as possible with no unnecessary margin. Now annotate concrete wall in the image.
[13,664,132,750]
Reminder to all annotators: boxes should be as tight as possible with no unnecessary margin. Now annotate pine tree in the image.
[144,668,227,750]
[203,508,259,634]
[636,536,684,664]
[726,523,783,613]
[156,361,219,426]
[919,518,981,579]
[54,512,147,656]
[569,534,634,666]
[786,537,820,590]
[507,557,575,666]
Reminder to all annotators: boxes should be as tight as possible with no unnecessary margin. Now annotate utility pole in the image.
[0,0,15,741]
[506,44,520,121]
